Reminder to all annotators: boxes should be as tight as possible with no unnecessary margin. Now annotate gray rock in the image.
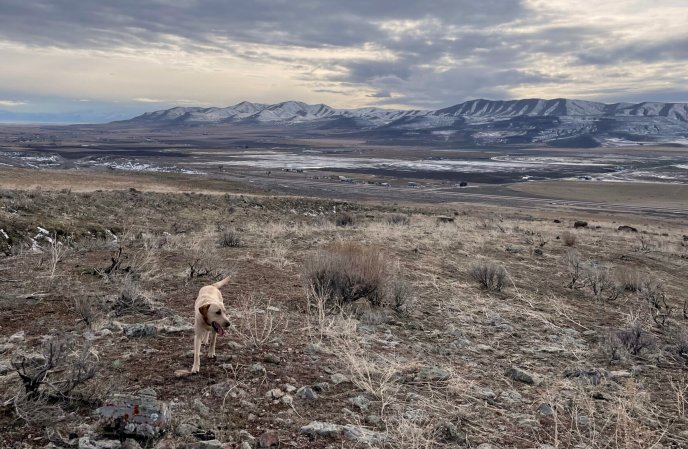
[402,409,426,423]
[239,430,256,444]
[193,398,210,417]
[477,387,497,401]
[0,343,15,354]
[577,415,591,426]
[280,394,293,406]
[284,384,296,393]
[123,323,157,338]
[8,331,25,343]
[301,421,342,439]
[266,388,284,399]
[312,382,330,392]
[414,366,450,382]
[263,353,280,364]
[564,368,608,385]
[175,423,197,436]
[78,437,122,449]
[187,441,224,449]
[349,395,370,411]
[505,366,538,385]
[210,381,234,398]
[365,415,381,425]
[330,373,349,385]
[538,403,554,416]
[250,363,266,376]
[258,430,279,448]
[0,361,11,375]
[122,440,142,449]
[240,443,252,449]
[155,315,193,334]
[342,425,387,444]
[501,390,523,404]
[477,444,498,449]
[297,386,318,400]
[434,420,466,444]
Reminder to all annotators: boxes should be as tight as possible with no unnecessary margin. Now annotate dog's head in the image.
[198,303,231,336]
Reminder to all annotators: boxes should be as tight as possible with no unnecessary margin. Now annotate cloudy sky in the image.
[0,0,687,121]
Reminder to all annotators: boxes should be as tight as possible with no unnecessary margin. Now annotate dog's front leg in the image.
[208,331,217,359]
[192,333,202,373]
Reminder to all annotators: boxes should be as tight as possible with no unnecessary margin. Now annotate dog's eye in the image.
[216,310,221,314]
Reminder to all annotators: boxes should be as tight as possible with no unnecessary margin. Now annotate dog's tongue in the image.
[213,322,225,336]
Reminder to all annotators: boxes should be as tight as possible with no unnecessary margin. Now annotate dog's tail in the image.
[212,275,233,290]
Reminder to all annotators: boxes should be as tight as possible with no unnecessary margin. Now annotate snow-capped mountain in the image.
[125,98,688,146]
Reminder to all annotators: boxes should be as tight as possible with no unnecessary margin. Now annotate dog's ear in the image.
[198,304,210,321]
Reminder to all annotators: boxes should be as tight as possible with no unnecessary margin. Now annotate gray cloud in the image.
[0,0,687,116]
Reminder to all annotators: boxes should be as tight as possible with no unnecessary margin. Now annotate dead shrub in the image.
[561,231,577,247]
[639,282,672,326]
[468,260,507,292]
[303,243,388,306]
[584,262,621,300]
[335,213,355,227]
[565,250,583,288]
[73,295,101,329]
[385,214,411,226]
[219,229,241,247]
[11,334,98,401]
[388,275,413,311]
[113,276,156,316]
[232,295,288,349]
[615,323,654,356]
[617,269,643,292]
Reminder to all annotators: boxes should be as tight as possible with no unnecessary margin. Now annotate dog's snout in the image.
[223,320,231,328]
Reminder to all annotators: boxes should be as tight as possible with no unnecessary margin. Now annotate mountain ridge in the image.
[125,98,688,147]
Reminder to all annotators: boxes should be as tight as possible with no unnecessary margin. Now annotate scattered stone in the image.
[263,353,280,364]
[193,398,210,417]
[577,415,591,426]
[618,225,638,233]
[97,388,170,438]
[402,409,426,423]
[477,387,497,401]
[517,414,539,429]
[506,245,525,254]
[574,221,588,229]
[123,323,157,338]
[610,370,633,379]
[297,386,318,400]
[280,394,293,406]
[436,216,455,224]
[330,373,349,385]
[477,444,497,449]
[0,342,15,354]
[534,248,543,256]
[349,395,370,411]
[210,381,235,398]
[312,381,330,392]
[266,388,284,399]
[155,315,193,334]
[250,363,266,376]
[0,361,11,375]
[433,420,466,443]
[553,219,561,223]
[365,415,381,425]
[505,366,538,385]
[501,390,523,404]
[240,443,252,449]
[122,440,142,449]
[414,366,450,382]
[176,423,197,437]
[186,441,224,449]
[284,384,297,393]
[239,430,256,445]
[78,437,122,449]
[342,425,387,445]
[8,331,25,343]
[538,403,554,416]
[301,421,343,439]
[258,430,279,448]
[564,368,608,385]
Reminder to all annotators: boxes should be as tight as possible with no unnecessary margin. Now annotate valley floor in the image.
[0,170,687,448]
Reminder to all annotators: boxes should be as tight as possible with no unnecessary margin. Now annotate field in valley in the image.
[1,169,687,448]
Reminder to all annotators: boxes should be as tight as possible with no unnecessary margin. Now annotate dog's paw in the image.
[191,365,200,374]
[208,353,216,360]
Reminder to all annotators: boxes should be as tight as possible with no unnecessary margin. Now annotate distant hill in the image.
[122,98,688,147]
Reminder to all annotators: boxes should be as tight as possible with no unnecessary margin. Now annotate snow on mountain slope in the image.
[125,98,688,146]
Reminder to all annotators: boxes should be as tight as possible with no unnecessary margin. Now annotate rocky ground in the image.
[0,187,687,449]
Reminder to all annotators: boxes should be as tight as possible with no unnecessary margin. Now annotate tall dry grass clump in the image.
[561,231,577,247]
[304,242,388,306]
